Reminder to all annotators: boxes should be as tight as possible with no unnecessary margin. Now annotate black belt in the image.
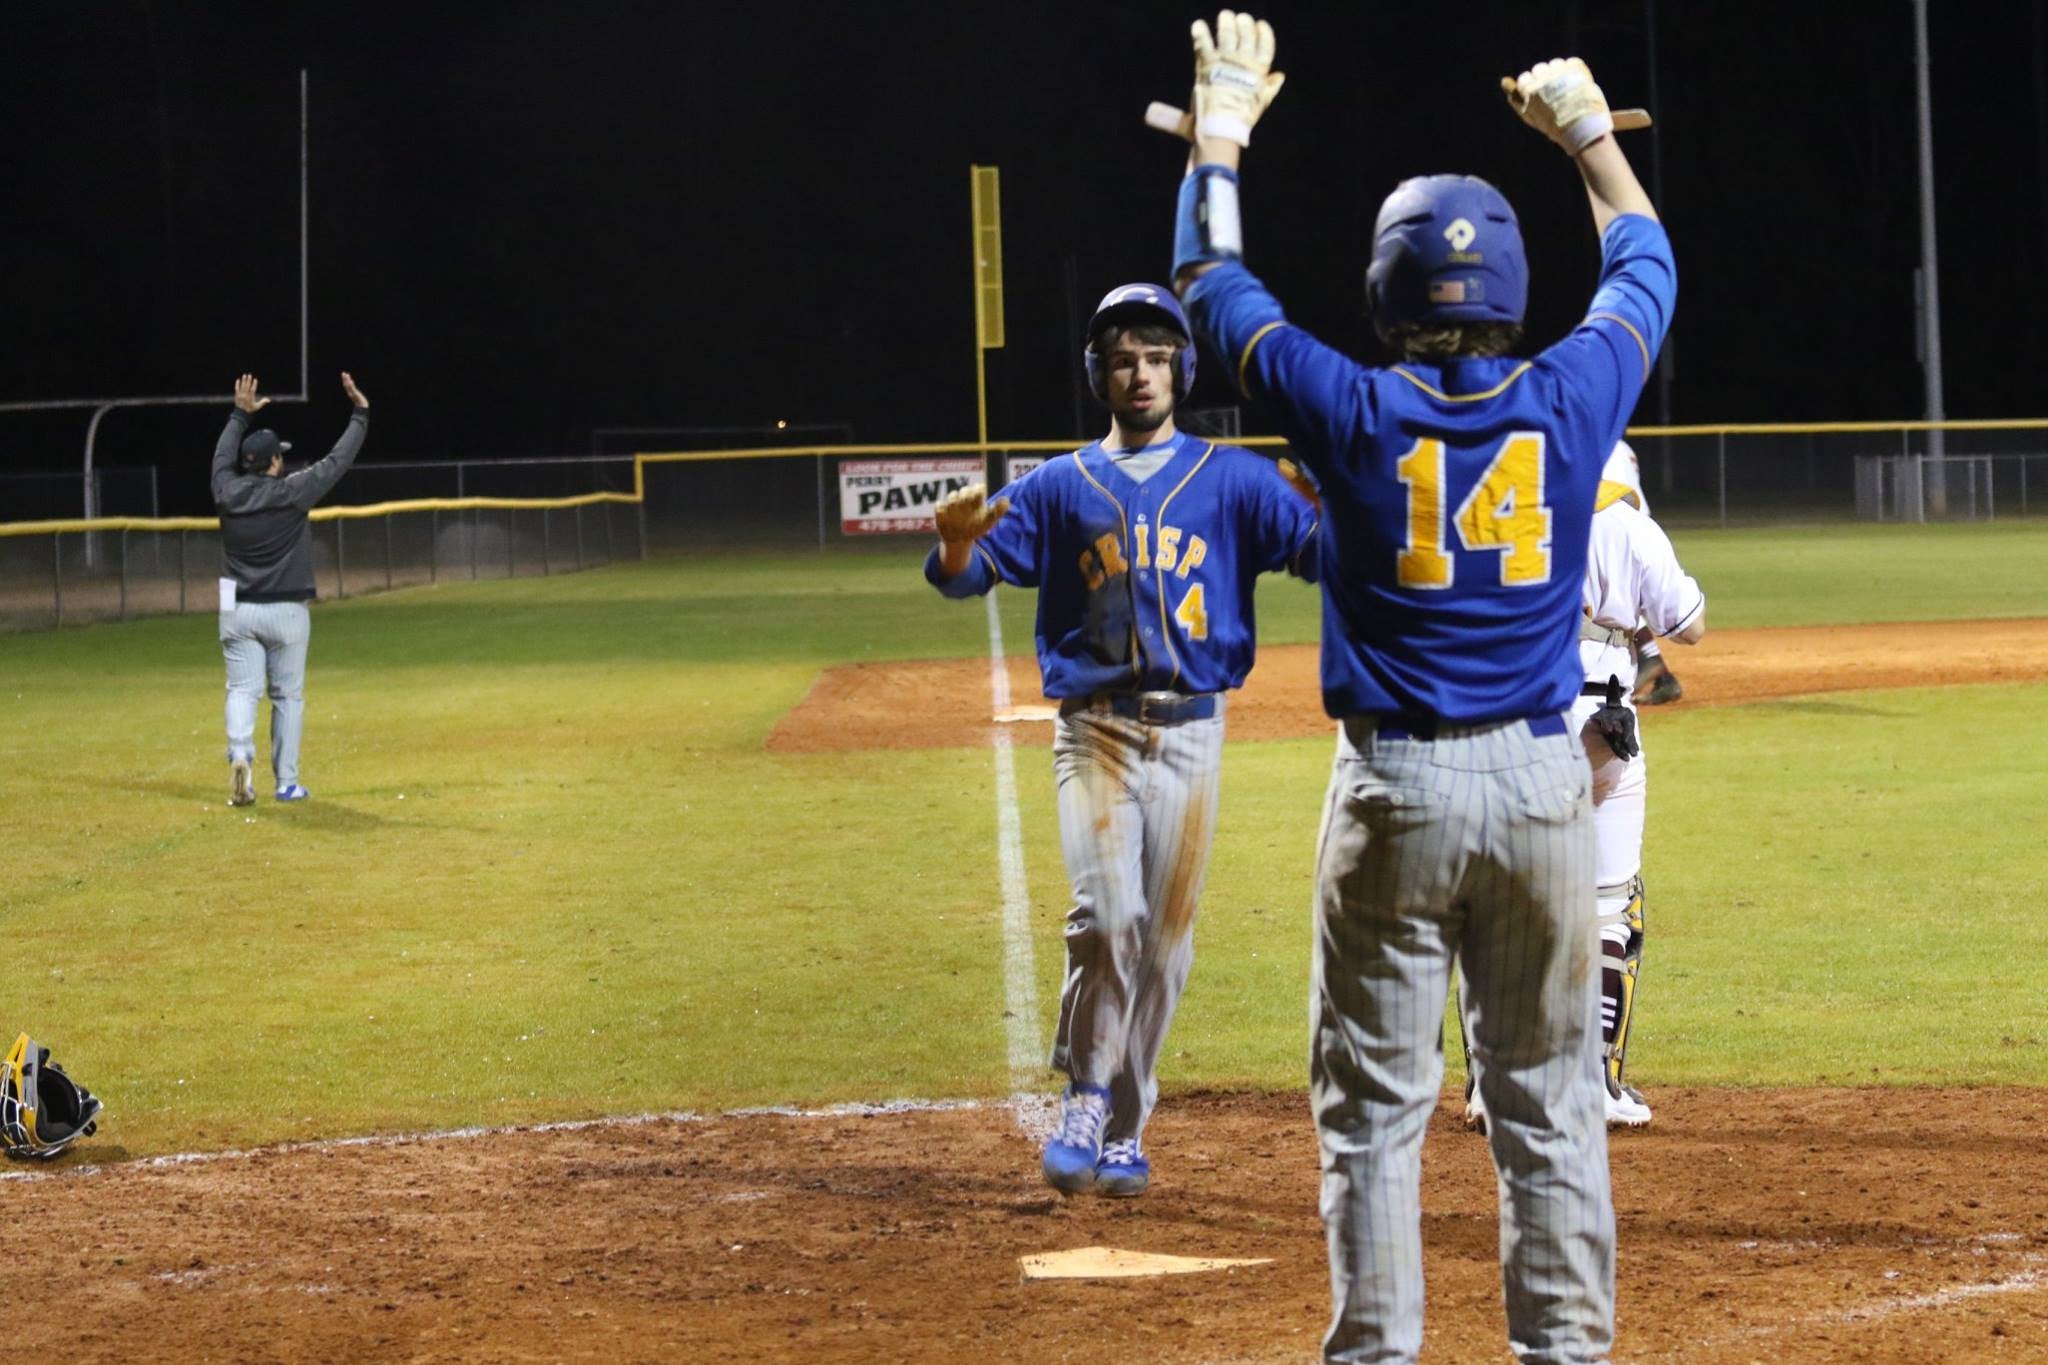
[1374,712,1569,742]
[1061,692,1219,724]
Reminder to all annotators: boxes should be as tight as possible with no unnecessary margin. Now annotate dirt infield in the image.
[9,1088,2047,1362]
[769,618,2048,752]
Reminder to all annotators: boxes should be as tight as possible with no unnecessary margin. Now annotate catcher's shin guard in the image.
[1597,877,1646,1101]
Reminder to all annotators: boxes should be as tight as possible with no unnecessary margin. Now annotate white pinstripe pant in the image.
[1047,704,1225,1145]
[1313,716,1612,1365]
[219,600,312,788]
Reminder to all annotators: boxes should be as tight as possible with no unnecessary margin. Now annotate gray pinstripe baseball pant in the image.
[1047,703,1225,1145]
[220,600,312,788]
[1313,716,1613,1365]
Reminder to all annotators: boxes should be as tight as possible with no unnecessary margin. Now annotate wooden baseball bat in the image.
[1143,100,1650,141]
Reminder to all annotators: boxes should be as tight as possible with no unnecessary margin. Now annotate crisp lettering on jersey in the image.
[1454,433,1552,584]
[1174,583,1209,640]
[1079,531,1132,591]
[1145,525,1208,577]
[1398,432,1553,589]
[1396,439,1454,588]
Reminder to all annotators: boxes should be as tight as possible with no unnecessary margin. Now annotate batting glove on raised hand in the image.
[1502,57,1613,155]
[933,484,1009,546]
[1190,10,1285,146]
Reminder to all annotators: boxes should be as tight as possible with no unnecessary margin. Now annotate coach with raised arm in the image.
[210,370,368,808]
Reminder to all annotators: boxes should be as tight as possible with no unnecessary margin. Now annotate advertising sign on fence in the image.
[838,458,981,535]
[1006,455,1048,482]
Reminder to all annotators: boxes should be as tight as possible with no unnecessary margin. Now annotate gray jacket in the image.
[210,407,368,601]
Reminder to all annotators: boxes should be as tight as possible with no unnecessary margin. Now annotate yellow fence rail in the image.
[4,418,2046,542]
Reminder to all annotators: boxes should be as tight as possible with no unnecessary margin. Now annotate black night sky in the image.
[5,2,2046,508]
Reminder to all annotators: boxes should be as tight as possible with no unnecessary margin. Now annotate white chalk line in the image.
[1832,1266,2046,1322]
[0,1096,1001,1184]
[986,591,1050,1140]
[1694,1241,2048,1348]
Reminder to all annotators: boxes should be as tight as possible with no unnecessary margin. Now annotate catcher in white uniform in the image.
[1572,441,1704,1127]
[1466,440,1703,1133]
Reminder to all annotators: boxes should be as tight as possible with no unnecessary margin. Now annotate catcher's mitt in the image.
[1589,675,1640,760]
[3,1033,102,1160]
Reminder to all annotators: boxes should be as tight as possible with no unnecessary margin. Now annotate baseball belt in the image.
[1579,618,1631,649]
[1060,691,1220,725]
[1366,712,1569,743]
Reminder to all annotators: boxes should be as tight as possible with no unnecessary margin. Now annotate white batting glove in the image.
[1502,57,1614,155]
[1190,10,1285,146]
[933,484,1009,546]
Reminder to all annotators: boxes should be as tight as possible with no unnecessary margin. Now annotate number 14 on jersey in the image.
[1395,432,1554,589]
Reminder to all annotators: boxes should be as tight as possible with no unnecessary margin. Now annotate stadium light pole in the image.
[1644,0,1675,498]
[1911,0,1945,520]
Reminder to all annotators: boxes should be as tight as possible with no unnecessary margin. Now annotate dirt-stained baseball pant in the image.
[1313,715,1614,1365]
[220,600,311,789]
[1048,703,1224,1145]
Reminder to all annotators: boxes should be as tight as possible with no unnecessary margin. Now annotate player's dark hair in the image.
[1088,321,1187,356]
[1376,320,1523,361]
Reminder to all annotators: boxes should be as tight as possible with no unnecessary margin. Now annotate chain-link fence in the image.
[1624,426,2048,526]
[7,423,2046,630]
[0,500,638,632]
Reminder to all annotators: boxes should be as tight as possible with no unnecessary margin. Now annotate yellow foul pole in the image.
[970,165,1005,481]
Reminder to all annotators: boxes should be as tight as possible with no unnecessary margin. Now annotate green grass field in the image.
[3,522,2045,1157]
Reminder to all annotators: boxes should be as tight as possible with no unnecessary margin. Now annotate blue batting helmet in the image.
[1083,283,1196,401]
[1365,175,1527,330]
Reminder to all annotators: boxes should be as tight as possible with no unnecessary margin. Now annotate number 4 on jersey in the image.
[1395,432,1553,589]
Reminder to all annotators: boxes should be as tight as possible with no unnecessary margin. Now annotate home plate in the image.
[1021,1246,1274,1280]
[994,704,1059,723]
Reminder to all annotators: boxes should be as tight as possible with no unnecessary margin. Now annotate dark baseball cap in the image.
[238,428,293,466]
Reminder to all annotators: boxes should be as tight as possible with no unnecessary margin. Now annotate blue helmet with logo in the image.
[1083,283,1196,401]
[1365,174,1528,331]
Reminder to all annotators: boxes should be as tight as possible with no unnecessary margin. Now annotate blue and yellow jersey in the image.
[1185,214,1676,722]
[924,429,1318,698]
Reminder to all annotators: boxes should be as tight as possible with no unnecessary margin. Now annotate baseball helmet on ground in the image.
[1084,283,1196,401]
[2,1033,102,1160]
[238,428,293,473]
[1365,174,1528,331]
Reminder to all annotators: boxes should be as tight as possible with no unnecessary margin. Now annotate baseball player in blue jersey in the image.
[1167,14,1675,1362]
[925,283,1317,1197]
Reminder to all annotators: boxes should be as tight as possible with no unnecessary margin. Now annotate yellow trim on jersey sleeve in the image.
[1595,479,1643,512]
[1236,322,1288,397]
[1387,362,1535,404]
[1586,311,1651,376]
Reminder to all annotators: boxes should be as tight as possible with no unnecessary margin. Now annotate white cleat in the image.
[1605,1085,1653,1129]
[229,759,256,807]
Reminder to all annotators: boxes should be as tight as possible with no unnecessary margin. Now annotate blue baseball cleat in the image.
[274,784,311,802]
[1041,1083,1110,1194]
[1095,1138,1150,1197]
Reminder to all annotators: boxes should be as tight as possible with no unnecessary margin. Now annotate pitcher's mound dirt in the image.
[770,618,2048,752]
[9,1088,2046,1361]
